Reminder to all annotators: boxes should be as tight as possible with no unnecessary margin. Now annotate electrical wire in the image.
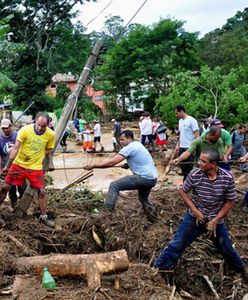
[85,0,113,27]
[114,0,149,40]
[123,0,149,29]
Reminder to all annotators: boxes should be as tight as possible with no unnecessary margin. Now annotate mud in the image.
[0,180,247,299]
[0,125,248,299]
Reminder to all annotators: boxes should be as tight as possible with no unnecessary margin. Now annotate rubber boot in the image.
[241,190,248,213]
[142,201,158,223]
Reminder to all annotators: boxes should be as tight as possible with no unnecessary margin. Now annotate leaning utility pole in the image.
[14,41,103,217]
[54,41,103,150]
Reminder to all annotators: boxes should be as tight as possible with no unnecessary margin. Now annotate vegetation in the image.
[155,66,248,129]
[0,3,247,126]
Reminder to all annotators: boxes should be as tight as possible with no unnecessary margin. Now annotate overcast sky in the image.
[75,0,248,36]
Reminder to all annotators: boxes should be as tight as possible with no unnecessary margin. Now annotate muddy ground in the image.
[0,124,248,300]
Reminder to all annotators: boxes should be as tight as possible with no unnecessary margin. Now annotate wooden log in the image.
[16,250,129,290]
[60,170,93,192]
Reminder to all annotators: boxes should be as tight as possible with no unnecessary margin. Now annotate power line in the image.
[85,0,113,28]
[114,0,149,41]
[124,0,149,29]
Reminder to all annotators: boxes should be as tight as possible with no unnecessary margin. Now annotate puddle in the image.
[49,134,183,191]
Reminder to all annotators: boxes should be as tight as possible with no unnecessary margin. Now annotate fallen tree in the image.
[16,249,129,289]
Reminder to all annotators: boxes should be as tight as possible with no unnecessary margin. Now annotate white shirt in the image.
[179,115,199,148]
[83,129,92,142]
[140,117,153,135]
[94,123,101,137]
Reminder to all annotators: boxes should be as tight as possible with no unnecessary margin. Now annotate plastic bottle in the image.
[42,266,56,289]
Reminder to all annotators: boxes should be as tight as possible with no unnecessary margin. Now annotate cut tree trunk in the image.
[16,249,129,289]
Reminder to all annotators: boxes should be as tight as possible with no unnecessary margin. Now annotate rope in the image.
[0,158,245,177]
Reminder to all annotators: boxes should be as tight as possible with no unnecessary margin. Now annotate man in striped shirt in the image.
[154,149,247,278]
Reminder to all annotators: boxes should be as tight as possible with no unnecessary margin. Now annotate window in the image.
[95,95,104,101]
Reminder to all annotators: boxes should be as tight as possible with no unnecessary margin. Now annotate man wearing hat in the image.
[201,119,232,170]
[92,120,104,152]
[0,119,25,212]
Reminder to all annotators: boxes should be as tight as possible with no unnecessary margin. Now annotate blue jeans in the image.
[105,175,157,210]
[154,212,245,270]
[141,134,154,146]
[218,162,231,171]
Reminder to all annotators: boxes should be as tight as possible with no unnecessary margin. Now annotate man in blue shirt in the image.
[84,130,158,222]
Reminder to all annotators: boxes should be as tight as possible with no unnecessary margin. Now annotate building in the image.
[47,73,146,114]
[46,73,106,112]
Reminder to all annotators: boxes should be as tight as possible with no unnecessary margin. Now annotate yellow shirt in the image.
[14,124,55,170]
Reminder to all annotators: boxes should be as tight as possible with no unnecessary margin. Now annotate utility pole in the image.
[54,41,103,150]
[14,41,104,217]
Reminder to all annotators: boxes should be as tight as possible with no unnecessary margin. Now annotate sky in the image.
[75,0,248,37]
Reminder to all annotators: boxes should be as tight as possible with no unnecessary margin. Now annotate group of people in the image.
[59,118,105,152]
[84,105,248,279]
[138,112,168,152]
[0,106,247,279]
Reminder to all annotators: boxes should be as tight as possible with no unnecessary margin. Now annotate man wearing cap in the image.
[0,119,25,209]
[92,120,104,152]
[201,119,232,170]
[0,112,55,228]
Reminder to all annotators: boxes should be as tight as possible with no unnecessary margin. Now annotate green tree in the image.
[78,96,102,121]
[155,66,248,129]
[0,15,22,103]
[49,23,91,74]
[0,72,16,103]
[198,8,248,73]
[0,0,94,114]
[53,83,71,117]
[96,18,200,113]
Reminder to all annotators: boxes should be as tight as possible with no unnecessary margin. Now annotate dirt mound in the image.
[0,187,248,299]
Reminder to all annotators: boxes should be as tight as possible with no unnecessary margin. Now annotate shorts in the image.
[83,141,94,151]
[5,164,45,189]
[94,136,101,143]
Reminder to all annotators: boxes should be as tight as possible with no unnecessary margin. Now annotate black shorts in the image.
[94,136,101,142]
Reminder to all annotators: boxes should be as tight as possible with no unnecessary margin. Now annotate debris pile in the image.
[0,186,247,299]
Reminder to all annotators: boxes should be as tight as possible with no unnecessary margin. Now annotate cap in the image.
[210,119,223,127]
[1,118,11,128]
[111,119,116,122]
[92,120,98,123]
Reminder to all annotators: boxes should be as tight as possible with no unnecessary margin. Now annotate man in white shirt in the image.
[175,105,199,180]
[140,112,154,149]
[92,120,104,152]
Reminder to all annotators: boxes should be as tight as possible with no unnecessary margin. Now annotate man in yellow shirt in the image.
[0,112,55,227]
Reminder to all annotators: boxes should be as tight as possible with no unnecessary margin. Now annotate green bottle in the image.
[42,266,56,289]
